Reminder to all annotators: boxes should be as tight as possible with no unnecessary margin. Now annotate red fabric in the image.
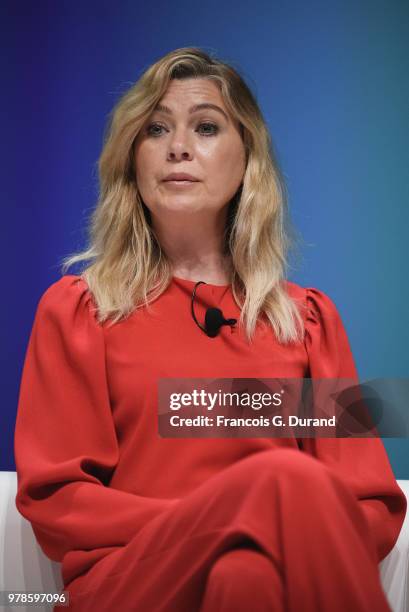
[14,275,406,609]
[200,547,285,612]
[56,449,392,611]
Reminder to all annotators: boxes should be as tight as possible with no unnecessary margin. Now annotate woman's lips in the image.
[163,180,199,187]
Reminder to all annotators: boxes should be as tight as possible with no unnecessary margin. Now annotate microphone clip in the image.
[191,281,237,338]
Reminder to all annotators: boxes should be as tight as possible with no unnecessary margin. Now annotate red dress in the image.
[14,275,407,611]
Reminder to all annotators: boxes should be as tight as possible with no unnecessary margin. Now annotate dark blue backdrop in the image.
[2,0,408,477]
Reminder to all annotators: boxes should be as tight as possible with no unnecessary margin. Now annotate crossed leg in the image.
[59,448,390,612]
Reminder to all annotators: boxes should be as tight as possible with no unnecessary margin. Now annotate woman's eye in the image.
[197,122,219,136]
[146,123,165,137]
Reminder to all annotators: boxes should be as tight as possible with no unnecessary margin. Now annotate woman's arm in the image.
[300,287,407,563]
[14,276,178,570]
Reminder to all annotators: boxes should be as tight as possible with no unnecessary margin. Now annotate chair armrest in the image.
[379,479,409,612]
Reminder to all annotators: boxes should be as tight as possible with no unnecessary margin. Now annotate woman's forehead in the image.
[157,78,226,109]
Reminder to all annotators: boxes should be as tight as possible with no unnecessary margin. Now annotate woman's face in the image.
[133,78,246,220]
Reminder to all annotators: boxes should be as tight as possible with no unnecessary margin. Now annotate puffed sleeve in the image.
[301,287,407,563]
[14,275,179,582]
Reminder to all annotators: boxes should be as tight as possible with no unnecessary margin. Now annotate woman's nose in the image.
[168,149,191,160]
[167,128,194,160]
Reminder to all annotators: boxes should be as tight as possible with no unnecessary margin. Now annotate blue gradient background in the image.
[2,1,408,476]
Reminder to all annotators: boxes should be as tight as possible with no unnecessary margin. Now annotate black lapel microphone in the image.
[191,281,237,338]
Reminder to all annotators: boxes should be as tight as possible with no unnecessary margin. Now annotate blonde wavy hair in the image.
[61,46,306,344]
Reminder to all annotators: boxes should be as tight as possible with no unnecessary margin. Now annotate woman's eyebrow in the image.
[154,102,229,121]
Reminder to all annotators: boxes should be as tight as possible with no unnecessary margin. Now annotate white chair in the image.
[1,471,408,611]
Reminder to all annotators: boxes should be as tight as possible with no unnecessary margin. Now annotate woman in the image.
[14,47,406,611]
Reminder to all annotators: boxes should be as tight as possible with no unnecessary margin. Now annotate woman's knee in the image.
[236,447,328,487]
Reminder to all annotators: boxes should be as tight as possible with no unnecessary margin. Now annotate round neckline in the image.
[172,275,231,289]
